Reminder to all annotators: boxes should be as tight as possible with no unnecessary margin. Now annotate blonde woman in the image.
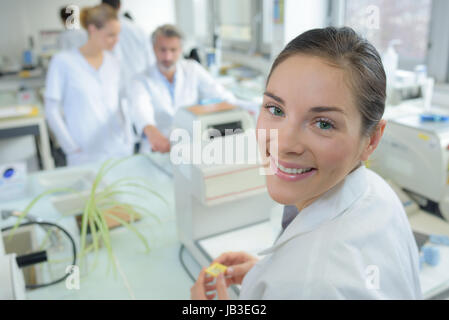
[45,4,133,166]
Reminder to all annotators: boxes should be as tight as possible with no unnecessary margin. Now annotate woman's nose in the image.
[276,123,306,157]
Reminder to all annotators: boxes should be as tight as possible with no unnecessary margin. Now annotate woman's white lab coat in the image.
[45,49,134,166]
[129,59,257,151]
[239,166,422,299]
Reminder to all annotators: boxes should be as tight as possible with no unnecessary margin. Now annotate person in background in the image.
[101,0,156,150]
[45,4,133,166]
[57,5,88,51]
[101,0,155,87]
[129,24,259,154]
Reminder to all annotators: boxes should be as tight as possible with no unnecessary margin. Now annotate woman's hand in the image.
[190,267,229,300]
[214,251,259,286]
[190,252,258,300]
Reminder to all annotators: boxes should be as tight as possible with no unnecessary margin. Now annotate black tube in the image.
[16,250,48,268]
[2,221,77,289]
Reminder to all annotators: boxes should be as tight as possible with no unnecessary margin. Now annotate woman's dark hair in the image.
[102,0,121,10]
[60,6,72,22]
[267,27,386,136]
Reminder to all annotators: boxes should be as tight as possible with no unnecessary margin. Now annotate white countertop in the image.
[2,152,449,299]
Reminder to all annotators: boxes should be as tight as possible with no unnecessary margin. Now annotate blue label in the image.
[3,168,15,179]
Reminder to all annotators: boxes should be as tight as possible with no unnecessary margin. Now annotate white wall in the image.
[271,0,328,59]
[284,0,328,44]
[175,0,209,45]
[120,0,175,37]
[0,0,175,62]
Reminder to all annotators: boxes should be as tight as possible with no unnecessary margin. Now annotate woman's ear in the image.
[360,119,386,162]
[87,24,97,35]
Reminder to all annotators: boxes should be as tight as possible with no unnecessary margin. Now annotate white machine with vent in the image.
[172,103,280,273]
[0,215,26,300]
[371,112,449,221]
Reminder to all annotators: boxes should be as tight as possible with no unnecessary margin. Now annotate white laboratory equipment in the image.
[0,162,27,202]
[0,215,27,300]
[371,112,449,221]
[172,103,279,284]
[36,168,108,216]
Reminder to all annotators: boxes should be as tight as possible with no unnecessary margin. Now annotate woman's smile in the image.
[269,155,317,182]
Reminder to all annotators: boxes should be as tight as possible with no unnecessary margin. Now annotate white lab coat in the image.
[239,165,422,299]
[44,49,133,166]
[129,59,258,152]
[57,29,87,51]
[114,16,155,90]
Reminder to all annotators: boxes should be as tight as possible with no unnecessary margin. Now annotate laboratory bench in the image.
[0,154,196,299]
[0,73,55,171]
[1,153,449,299]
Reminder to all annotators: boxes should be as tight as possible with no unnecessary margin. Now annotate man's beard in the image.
[158,62,176,73]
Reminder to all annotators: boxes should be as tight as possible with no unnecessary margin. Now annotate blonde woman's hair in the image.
[80,4,118,30]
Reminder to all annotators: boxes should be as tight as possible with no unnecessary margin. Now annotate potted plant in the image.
[10,155,168,277]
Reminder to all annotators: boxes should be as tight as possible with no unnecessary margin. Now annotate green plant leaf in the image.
[103,211,150,253]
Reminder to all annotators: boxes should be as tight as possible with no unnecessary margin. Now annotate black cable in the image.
[179,244,196,283]
[1,221,77,289]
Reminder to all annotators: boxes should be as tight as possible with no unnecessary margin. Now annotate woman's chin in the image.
[266,183,300,206]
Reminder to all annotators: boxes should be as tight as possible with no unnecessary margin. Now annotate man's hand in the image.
[143,125,170,153]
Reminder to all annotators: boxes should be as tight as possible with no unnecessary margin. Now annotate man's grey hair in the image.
[151,24,184,45]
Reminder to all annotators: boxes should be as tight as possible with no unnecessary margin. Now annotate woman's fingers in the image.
[204,275,214,283]
[215,273,230,300]
[190,268,208,300]
[206,292,216,300]
[205,283,216,292]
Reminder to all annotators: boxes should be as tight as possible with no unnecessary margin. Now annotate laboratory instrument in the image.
[371,112,449,221]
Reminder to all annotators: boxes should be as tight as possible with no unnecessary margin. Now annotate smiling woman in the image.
[191,27,422,300]
[259,27,386,208]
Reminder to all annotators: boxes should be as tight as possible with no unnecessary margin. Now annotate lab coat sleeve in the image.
[44,54,80,153]
[45,54,65,101]
[44,98,80,154]
[128,76,156,135]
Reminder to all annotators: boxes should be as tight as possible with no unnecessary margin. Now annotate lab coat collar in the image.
[173,60,184,106]
[152,61,182,106]
[258,164,368,255]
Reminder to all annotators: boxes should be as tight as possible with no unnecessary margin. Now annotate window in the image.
[212,0,271,55]
[343,0,433,69]
[218,0,252,42]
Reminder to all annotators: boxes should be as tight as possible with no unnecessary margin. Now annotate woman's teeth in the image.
[277,163,313,175]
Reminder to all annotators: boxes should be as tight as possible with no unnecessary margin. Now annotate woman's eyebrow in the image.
[263,91,285,105]
[309,106,346,115]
